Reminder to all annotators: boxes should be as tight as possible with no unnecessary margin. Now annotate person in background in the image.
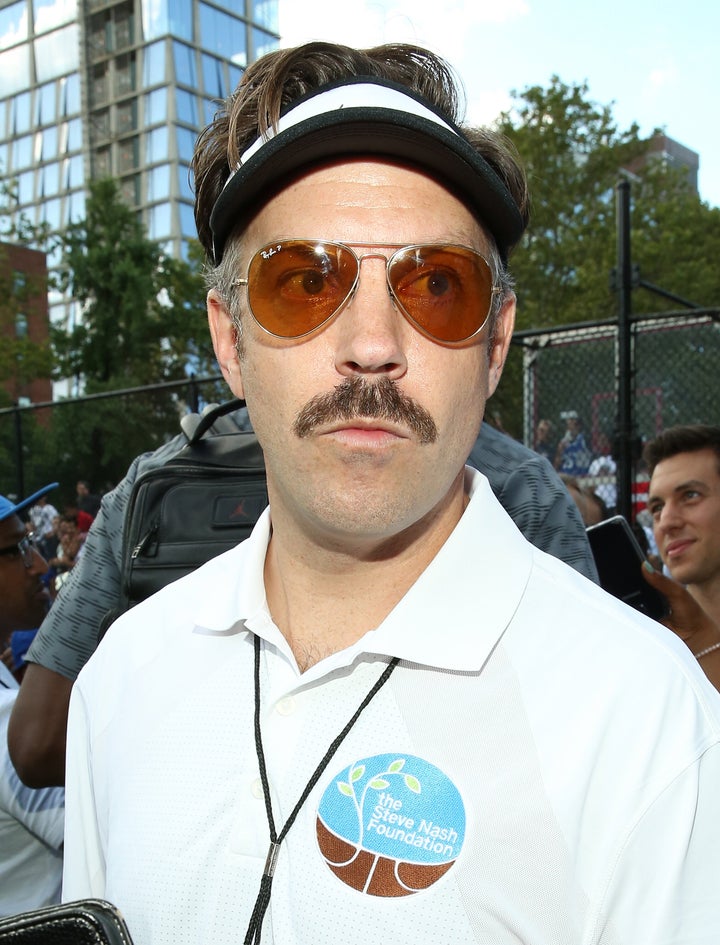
[533,418,555,461]
[0,485,64,916]
[554,410,592,475]
[28,491,59,561]
[60,41,720,945]
[74,480,101,520]
[642,424,720,692]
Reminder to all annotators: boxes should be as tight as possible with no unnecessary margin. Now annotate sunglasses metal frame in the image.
[232,239,501,345]
[0,532,41,568]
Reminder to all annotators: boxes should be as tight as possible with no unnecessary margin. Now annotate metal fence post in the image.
[615,180,635,521]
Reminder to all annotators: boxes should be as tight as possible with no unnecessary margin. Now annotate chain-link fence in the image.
[0,374,228,507]
[513,307,720,519]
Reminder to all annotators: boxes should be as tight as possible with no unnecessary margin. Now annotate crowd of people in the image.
[2,38,719,945]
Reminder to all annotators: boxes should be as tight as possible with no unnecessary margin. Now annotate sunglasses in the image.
[0,533,41,568]
[233,240,500,344]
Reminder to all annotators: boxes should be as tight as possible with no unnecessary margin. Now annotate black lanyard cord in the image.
[244,634,399,944]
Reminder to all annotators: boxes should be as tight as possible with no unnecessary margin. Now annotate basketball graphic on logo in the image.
[316,754,465,897]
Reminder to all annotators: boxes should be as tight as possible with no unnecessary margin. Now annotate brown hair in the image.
[643,425,720,475]
[192,41,529,260]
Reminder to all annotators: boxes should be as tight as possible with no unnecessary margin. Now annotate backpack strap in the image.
[180,398,246,443]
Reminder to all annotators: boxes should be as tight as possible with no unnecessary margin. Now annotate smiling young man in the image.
[62,43,720,945]
[643,425,720,686]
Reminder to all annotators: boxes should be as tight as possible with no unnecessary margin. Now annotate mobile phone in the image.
[586,515,669,621]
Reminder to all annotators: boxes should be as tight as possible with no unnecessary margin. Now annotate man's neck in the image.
[688,580,720,627]
[263,487,468,672]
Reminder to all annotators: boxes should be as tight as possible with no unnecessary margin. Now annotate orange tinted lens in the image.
[389,245,494,343]
[246,240,358,337]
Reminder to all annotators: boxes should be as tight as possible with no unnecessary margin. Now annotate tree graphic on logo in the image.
[335,758,420,850]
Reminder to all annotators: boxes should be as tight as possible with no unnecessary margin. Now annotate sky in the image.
[278,0,719,208]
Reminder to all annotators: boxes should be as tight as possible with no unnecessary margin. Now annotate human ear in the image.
[207,289,245,399]
[487,294,516,397]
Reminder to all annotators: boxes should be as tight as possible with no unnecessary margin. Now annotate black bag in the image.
[0,899,134,945]
[115,399,267,616]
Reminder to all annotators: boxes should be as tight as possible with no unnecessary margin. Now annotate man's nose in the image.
[333,256,409,380]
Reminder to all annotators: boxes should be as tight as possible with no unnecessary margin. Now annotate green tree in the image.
[45,178,219,487]
[488,78,720,435]
[52,177,212,388]
[496,77,652,332]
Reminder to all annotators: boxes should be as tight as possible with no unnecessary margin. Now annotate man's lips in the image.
[664,538,695,560]
[322,419,410,440]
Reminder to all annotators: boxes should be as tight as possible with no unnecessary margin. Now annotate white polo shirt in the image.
[0,688,65,917]
[63,469,720,945]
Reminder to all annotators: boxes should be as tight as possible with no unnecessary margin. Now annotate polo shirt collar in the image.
[191,468,533,674]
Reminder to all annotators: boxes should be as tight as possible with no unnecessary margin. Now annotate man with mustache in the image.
[61,42,719,945]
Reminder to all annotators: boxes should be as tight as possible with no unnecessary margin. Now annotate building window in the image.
[144,88,167,124]
[91,109,111,141]
[13,134,33,170]
[42,125,59,161]
[0,2,28,50]
[34,23,80,83]
[36,82,57,126]
[67,117,82,151]
[115,53,136,97]
[91,63,109,105]
[116,100,137,134]
[252,0,279,33]
[115,10,134,49]
[33,0,78,34]
[60,73,81,116]
[148,202,172,239]
[142,40,166,87]
[175,88,197,125]
[147,164,171,201]
[18,170,34,205]
[94,147,111,177]
[118,136,139,173]
[177,163,193,201]
[141,0,192,42]
[1,44,31,96]
[199,4,246,66]
[15,313,28,339]
[179,201,195,239]
[253,28,277,61]
[176,126,195,163]
[11,91,31,135]
[145,126,168,164]
[120,175,140,205]
[202,53,223,98]
[172,40,196,86]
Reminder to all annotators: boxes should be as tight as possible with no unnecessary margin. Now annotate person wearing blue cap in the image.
[0,483,57,675]
[0,484,64,916]
[61,42,720,945]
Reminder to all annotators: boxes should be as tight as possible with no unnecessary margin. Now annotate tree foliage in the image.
[488,77,720,435]
[51,178,212,390]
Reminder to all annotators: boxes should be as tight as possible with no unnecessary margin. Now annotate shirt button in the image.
[251,778,264,799]
[275,696,296,716]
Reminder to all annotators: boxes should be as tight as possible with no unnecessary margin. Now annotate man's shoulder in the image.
[469,422,539,472]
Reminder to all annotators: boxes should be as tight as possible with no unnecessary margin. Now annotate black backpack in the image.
[113,399,268,619]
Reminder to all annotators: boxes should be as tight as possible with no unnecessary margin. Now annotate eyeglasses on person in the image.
[232,239,501,345]
[0,532,41,568]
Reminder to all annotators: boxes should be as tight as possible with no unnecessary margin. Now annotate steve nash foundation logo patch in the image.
[316,753,465,897]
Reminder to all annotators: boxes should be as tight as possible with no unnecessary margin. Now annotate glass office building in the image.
[0,0,279,331]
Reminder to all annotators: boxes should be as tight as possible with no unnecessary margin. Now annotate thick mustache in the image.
[293,377,438,444]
